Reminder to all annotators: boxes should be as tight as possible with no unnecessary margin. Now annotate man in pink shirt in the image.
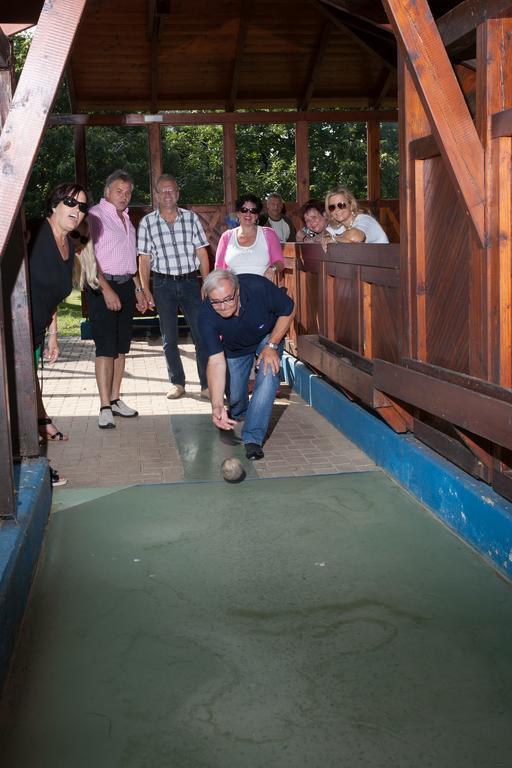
[88,170,146,429]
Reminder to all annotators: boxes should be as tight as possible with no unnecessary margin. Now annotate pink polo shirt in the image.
[88,197,137,275]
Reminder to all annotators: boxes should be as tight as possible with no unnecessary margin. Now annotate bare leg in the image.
[35,370,68,440]
[111,353,126,401]
[95,356,115,408]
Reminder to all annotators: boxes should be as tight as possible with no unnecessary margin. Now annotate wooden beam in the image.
[374,359,512,452]
[147,0,161,114]
[367,120,380,203]
[315,1,397,71]
[2,212,39,459]
[479,19,512,386]
[409,135,439,160]
[223,122,237,212]
[0,24,35,37]
[226,4,249,113]
[492,107,512,138]
[148,122,162,208]
[397,53,431,362]
[370,67,393,110]
[0,25,10,68]
[0,275,15,517]
[382,0,485,247]
[295,121,309,204]
[50,109,398,127]
[298,22,331,112]
[438,0,512,48]
[73,124,87,189]
[0,0,87,265]
[319,0,390,30]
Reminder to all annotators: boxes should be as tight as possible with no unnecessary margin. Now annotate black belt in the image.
[153,270,199,282]
[103,273,133,284]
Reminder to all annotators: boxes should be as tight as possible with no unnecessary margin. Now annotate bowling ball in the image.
[221,457,246,484]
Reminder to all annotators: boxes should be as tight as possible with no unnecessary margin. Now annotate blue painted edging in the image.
[0,459,51,693]
[282,354,512,579]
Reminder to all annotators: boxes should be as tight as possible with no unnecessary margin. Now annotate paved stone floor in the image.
[40,336,375,489]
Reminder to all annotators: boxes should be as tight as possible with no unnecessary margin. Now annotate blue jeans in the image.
[152,274,208,389]
[227,335,282,446]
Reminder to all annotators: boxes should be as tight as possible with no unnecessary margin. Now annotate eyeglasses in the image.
[210,290,237,307]
[158,187,178,195]
[328,201,348,212]
[63,196,89,214]
[239,206,259,214]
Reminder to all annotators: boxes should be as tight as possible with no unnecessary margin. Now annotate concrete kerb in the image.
[0,458,52,694]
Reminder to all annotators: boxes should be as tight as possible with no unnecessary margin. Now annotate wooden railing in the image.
[282,241,512,502]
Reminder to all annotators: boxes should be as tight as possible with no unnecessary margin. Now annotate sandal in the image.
[38,417,68,442]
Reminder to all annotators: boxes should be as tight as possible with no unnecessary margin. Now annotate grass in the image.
[57,289,83,336]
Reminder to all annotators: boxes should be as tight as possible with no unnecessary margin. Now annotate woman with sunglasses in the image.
[323,186,388,246]
[214,194,284,279]
[29,183,89,467]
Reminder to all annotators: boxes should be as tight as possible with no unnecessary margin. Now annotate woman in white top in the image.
[215,194,284,278]
[323,186,389,246]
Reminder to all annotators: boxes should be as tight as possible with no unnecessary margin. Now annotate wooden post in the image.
[0,0,88,263]
[1,27,39,463]
[295,120,309,204]
[148,122,163,208]
[223,123,237,213]
[0,33,15,517]
[478,19,512,385]
[2,213,39,460]
[367,120,381,207]
[383,0,485,247]
[73,124,87,189]
[397,52,430,362]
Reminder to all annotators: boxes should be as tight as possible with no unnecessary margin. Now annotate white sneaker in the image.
[111,398,138,417]
[166,385,185,400]
[98,407,115,429]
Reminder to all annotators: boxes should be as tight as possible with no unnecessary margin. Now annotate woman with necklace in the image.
[215,194,284,279]
[29,183,89,481]
[322,186,389,247]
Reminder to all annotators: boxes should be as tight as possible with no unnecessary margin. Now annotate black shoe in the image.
[245,442,264,460]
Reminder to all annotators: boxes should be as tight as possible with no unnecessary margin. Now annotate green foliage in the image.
[24,127,75,220]
[236,123,296,201]
[380,122,399,199]
[309,122,368,200]
[86,127,151,206]
[161,125,224,204]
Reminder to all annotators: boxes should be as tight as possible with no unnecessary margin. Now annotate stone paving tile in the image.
[41,337,375,490]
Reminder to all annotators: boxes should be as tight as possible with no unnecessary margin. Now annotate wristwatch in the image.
[267,342,279,350]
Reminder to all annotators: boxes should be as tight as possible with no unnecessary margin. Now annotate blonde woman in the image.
[323,186,388,246]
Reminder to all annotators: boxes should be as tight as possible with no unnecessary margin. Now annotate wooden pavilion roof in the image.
[1,0,486,113]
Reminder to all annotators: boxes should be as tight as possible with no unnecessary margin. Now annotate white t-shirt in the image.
[267,217,290,244]
[224,227,270,275]
[327,213,389,243]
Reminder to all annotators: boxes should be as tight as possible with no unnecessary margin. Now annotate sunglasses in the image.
[327,203,348,213]
[63,196,89,214]
[328,201,348,212]
[239,206,259,214]
[210,290,237,307]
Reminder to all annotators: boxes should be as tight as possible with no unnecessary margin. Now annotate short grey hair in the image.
[104,170,134,195]
[203,269,239,297]
[155,173,178,191]
[266,192,283,201]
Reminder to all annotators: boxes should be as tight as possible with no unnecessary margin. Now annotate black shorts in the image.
[88,280,135,358]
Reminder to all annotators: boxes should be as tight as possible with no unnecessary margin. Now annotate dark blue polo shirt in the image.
[199,274,294,359]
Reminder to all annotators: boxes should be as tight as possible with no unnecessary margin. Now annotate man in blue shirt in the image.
[199,269,294,460]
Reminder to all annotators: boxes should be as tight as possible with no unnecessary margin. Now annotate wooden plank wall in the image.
[284,8,512,502]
